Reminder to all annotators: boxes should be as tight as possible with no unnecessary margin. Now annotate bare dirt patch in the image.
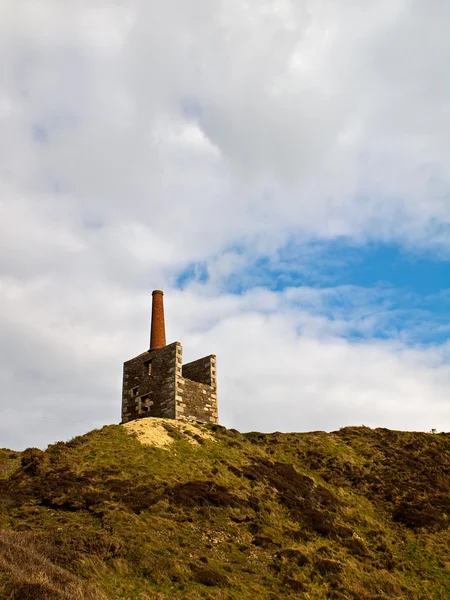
[122,418,214,449]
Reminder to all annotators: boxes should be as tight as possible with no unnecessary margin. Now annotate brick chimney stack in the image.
[150,290,167,351]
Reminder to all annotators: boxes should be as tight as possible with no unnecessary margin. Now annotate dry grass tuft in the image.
[0,531,106,600]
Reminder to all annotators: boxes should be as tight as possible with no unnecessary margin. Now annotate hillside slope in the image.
[0,419,449,600]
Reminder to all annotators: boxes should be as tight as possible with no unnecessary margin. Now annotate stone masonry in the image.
[121,291,218,425]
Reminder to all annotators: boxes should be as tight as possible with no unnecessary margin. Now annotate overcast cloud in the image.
[1,0,449,449]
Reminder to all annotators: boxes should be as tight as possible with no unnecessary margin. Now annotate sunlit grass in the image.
[0,421,449,599]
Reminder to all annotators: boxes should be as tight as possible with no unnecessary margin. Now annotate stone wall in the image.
[121,342,218,425]
[182,355,216,386]
[176,377,218,424]
[177,354,218,424]
[121,342,178,423]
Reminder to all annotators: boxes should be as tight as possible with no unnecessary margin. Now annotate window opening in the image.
[140,393,152,413]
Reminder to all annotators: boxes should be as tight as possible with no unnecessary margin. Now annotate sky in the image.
[1,0,449,449]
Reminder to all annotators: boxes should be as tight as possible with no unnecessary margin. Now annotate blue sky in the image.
[176,240,450,344]
[178,241,450,294]
[1,0,450,448]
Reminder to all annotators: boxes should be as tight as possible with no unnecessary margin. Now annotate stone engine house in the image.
[121,290,218,425]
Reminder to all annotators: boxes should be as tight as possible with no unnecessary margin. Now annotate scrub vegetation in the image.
[0,420,449,599]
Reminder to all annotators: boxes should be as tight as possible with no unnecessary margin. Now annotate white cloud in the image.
[1,282,449,449]
[1,0,450,256]
[169,287,450,434]
[0,1,449,448]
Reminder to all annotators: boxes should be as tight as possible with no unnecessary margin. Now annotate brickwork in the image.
[150,290,166,350]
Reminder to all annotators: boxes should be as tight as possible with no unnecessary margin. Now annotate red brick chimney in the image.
[150,290,167,351]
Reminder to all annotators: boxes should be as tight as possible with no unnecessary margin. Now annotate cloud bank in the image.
[0,0,449,448]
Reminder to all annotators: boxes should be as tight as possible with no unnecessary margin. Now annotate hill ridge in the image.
[0,421,449,599]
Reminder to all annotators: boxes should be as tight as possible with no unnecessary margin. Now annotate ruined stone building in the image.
[121,290,218,425]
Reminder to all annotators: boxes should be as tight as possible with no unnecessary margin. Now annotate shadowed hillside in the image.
[0,420,449,599]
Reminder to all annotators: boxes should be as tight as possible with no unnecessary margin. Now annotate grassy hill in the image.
[0,419,449,599]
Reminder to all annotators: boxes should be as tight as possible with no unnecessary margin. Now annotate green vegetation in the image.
[0,421,449,599]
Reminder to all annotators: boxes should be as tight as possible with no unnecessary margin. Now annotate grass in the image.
[0,421,449,599]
